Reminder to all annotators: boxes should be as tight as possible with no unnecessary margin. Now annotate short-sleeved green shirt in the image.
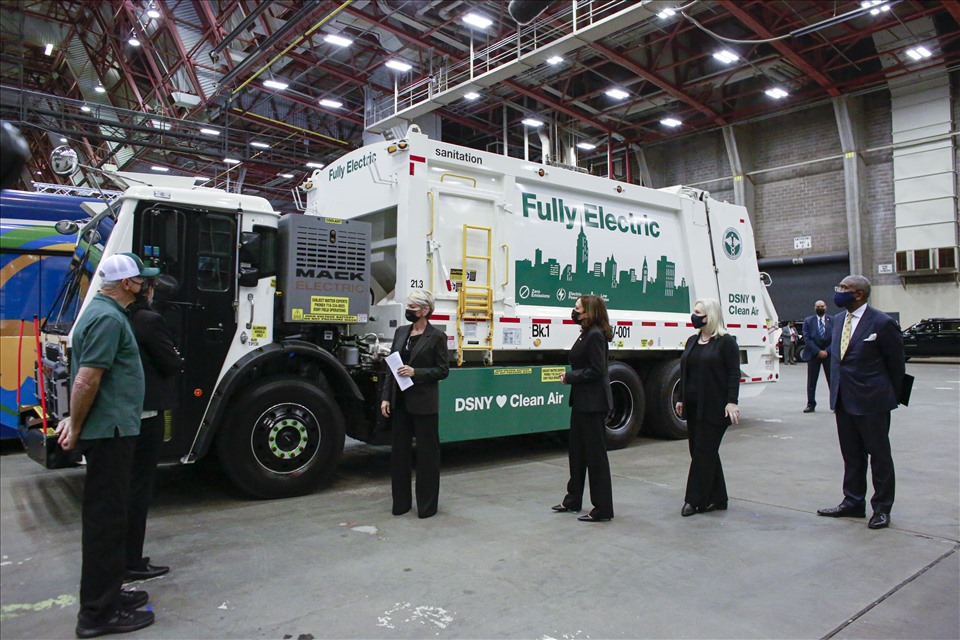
[70,292,144,439]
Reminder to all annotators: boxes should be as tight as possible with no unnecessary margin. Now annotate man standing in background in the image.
[802,300,832,412]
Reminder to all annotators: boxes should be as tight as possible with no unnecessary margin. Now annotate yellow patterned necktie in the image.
[840,313,853,358]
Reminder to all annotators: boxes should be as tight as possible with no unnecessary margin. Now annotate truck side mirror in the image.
[238,267,260,287]
[239,232,261,265]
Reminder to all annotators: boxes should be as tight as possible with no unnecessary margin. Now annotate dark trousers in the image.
[126,415,164,569]
[563,410,613,518]
[806,356,831,406]
[79,432,136,625]
[684,401,728,509]
[391,405,440,518]
[835,402,895,514]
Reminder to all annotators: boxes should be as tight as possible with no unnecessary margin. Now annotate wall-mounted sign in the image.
[878,263,894,274]
[793,236,812,250]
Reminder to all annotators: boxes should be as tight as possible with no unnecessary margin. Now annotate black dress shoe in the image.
[681,503,697,517]
[577,512,612,522]
[392,507,411,516]
[75,609,155,638]
[118,590,148,612]
[803,405,815,413]
[817,504,866,518]
[868,513,890,529]
[123,559,169,583]
[551,504,581,513]
[700,503,728,513]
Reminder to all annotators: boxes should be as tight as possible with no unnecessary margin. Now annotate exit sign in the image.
[794,236,812,250]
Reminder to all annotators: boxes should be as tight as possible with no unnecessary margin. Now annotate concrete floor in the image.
[1,361,958,640]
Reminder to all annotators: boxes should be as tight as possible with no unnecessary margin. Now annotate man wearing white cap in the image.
[55,253,160,638]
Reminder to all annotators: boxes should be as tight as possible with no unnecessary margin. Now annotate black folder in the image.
[899,373,914,407]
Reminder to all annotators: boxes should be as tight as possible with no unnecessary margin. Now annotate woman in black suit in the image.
[676,298,740,517]
[553,294,614,523]
[380,290,450,518]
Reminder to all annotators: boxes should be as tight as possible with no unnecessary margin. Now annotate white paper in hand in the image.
[386,351,414,391]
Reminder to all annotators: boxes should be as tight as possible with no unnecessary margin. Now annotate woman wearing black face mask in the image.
[676,298,740,517]
[553,294,615,522]
[380,290,450,518]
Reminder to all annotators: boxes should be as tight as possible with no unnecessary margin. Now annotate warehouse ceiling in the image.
[1,0,957,208]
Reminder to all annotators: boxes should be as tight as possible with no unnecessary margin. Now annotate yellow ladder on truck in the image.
[457,224,493,366]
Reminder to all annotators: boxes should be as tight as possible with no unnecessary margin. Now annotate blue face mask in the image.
[833,291,856,309]
[691,313,707,329]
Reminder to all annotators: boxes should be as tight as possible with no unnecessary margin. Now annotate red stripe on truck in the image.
[532,318,551,324]
[500,317,521,323]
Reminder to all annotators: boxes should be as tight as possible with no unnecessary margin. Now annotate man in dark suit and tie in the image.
[817,275,904,530]
[801,300,832,412]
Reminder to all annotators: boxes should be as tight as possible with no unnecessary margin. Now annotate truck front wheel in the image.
[643,359,688,439]
[604,362,645,449]
[218,377,345,499]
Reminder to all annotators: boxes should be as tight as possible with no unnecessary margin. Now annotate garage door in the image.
[760,254,848,323]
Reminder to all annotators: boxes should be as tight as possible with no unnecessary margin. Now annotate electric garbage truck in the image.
[20,125,780,498]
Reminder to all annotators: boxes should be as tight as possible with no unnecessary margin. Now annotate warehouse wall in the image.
[641,70,959,328]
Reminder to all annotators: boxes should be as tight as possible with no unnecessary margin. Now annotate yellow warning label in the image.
[541,367,566,383]
[292,308,304,320]
[493,367,532,376]
[324,218,343,224]
[296,296,357,322]
[252,325,267,339]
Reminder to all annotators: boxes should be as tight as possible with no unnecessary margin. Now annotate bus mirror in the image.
[50,146,79,176]
[81,229,101,244]
[55,220,79,235]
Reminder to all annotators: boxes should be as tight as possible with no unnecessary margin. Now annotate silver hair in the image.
[843,274,871,299]
[694,298,728,337]
[100,280,122,291]
[406,289,435,315]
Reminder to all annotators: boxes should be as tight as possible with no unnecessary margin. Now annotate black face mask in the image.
[816,308,826,317]
[691,313,707,329]
[134,289,150,306]
[405,309,420,323]
[571,309,583,324]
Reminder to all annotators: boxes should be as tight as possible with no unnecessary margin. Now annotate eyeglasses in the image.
[834,285,853,293]
[130,278,145,286]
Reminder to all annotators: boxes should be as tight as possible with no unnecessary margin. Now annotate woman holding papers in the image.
[553,294,614,523]
[380,290,450,518]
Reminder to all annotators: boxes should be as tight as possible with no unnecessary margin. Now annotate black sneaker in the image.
[75,609,155,638]
[124,558,170,583]
[118,590,149,612]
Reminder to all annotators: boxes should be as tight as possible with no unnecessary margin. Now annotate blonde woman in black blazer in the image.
[380,290,449,518]
[676,298,740,517]
[553,294,615,522]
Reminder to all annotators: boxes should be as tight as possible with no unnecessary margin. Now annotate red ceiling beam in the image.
[503,80,611,134]
[718,0,841,98]
[590,42,726,127]
[943,0,960,24]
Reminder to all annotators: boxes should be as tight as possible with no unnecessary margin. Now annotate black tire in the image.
[643,358,687,439]
[218,376,345,499]
[604,362,645,450]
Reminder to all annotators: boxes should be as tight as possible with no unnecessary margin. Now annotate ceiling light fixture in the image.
[905,46,932,60]
[306,162,325,169]
[44,43,53,56]
[713,50,738,64]
[146,2,161,19]
[250,141,271,149]
[59,137,67,143]
[224,158,241,164]
[657,8,676,19]
[279,173,295,179]
[94,83,106,93]
[80,105,91,112]
[200,128,220,136]
[324,34,353,47]
[193,176,209,182]
[765,87,789,99]
[577,142,597,150]
[463,92,480,100]
[605,88,629,100]
[546,55,564,65]
[660,118,682,127]
[385,59,412,72]
[149,119,171,130]
[521,118,544,127]
[462,13,493,29]
[128,34,141,46]
[319,98,343,108]
[263,79,288,91]
[151,166,169,172]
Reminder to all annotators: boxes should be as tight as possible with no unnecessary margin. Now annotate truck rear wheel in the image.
[218,377,345,499]
[604,362,645,449]
[643,359,687,439]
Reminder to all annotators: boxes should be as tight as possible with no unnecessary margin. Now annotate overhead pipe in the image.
[210,1,276,59]
[537,129,550,164]
[508,0,552,25]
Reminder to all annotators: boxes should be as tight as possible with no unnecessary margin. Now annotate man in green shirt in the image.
[56,253,159,639]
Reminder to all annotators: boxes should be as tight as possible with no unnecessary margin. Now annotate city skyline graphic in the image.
[514,225,691,311]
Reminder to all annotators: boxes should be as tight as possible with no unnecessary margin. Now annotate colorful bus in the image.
[0,189,113,439]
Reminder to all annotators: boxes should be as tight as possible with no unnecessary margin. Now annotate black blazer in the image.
[129,304,182,412]
[679,333,740,424]
[801,313,833,362]
[380,322,450,415]
[565,325,613,413]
